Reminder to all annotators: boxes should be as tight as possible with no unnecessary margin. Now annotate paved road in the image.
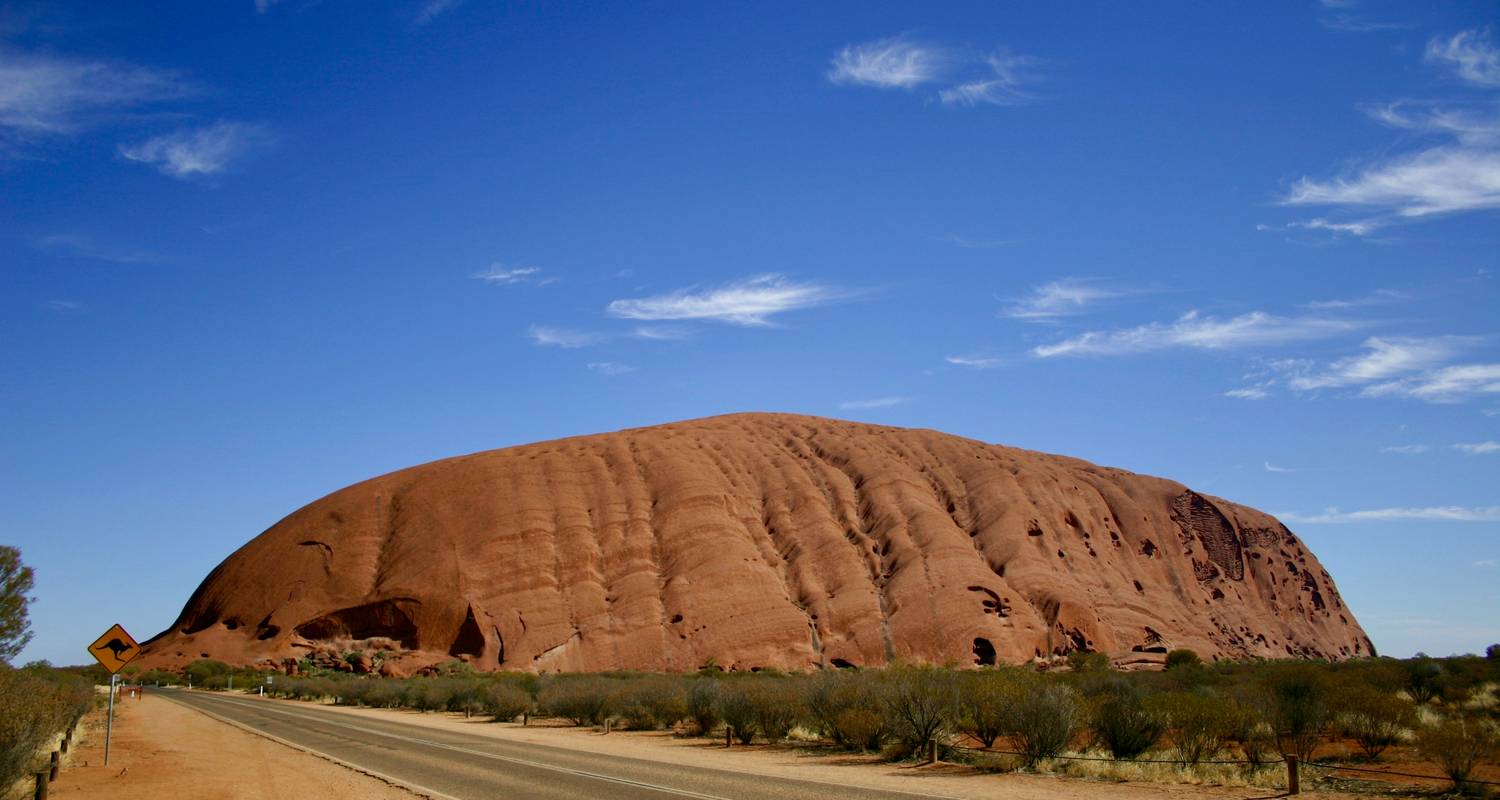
[159,688,956,800]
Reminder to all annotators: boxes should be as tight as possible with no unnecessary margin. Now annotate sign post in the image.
[87,624,141,767]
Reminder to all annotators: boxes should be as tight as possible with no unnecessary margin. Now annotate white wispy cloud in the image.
[414,0,462,24]
[827,37,945,88]
[527,325,605,348]
[1281,217,1384,236]
[938,51,1035,107]
[1454,441,1500,454]
[1366,100,1500,147]
[1363,363,1500,402]
[606,274,841,326]
[1281,505,1500,523]
[1288,336,1471,391]
[43,300,83,311]
[1303,288,1409,309]
[941,234,1013,249]
[838,396,909,410]
[1285,147,1500,219]
[473,264,542,285]
[1225,387,1269,400]
[1264,461,1296,473]
[632,325,692,341]
[586,362,634,376]
[1425,29,1500,88]
[1031,311,1359,358]
[33,233,158,263]
[1381,444,1432,454]
[118,121,273,178]
[0,50,189,138]
[1476,559,1499,567]
[999,279,1124,322]
[945,354,1005,369]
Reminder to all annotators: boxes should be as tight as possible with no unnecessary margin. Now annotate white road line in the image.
[180,691,734,800]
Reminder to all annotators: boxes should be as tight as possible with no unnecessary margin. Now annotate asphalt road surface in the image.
[160,688,957,800]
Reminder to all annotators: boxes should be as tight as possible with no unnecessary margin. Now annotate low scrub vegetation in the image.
[159,649,1500,792]
[0,663,94,790]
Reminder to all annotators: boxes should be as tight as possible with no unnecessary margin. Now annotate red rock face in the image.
[138,414,1372,674]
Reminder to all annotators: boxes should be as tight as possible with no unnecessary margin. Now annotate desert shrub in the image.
[1004,677,1081,766]
[717,682,760,744]
[835,708,886,752]
[1265,665,1328,760]
[482,682,532,722]
[1089,679,1163,760]
[1415,714,1499,793]
[806,670,884,748]
[745,679,803,742]
[958,669,1016,748]
[407,679,458,712]
[1334,685,1415,760]
[686,679,721,735]
[1067,651,1110,673]
[0,666,93,789]
[447,679,486,716]
[184,658,233,687]
[539,677,616,726]
[881,663,960,751]
[1164,649,1202,671]
[617,676,688,730]
[1404,658,1444,705]
[1152,691,1235,764]
[364,680,403,708]
[1487,644,1499,661]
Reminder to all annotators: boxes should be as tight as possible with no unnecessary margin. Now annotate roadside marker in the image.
[86,623,141,766]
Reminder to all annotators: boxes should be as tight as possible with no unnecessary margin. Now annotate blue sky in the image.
[3,1,1498,665]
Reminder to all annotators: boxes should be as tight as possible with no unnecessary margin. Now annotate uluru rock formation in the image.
[139,414,1371,674]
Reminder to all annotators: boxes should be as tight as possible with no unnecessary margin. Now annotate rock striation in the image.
[139,414,1371,674]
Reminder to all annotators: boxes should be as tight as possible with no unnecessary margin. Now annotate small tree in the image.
[717,682,759,744]
[0,546,36,664]
[686,679,721,735]
[1485,643,1499,661]
[1403,658,1443,705]
[482,682,533,722]
[1152,691,1236,764]
[1266,666,1328,760]
[1415,714,1499,794]
[1004,679,1081,766]
[958,669,1014,748]
[880,663,960,751]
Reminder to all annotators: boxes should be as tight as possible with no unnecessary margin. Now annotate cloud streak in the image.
[473,264,543,285]
[1031,311,1360,358]
[606,274,841,326]
[938,52,1035,107]
[118,121,273,178]
[33,233,158,264]
[1281,505,1500,523]
[527,325,605,348]
[827,37,944,88]
[1288,336,1471,391]
[0,50,189,139]
[999,279,1125,322]
[945,355,1005,369]
[1454,441,1500,454]
[838,396,909,410]
[1425,29,1500,88]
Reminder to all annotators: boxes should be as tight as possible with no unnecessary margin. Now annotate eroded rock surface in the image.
[139,413,1371,673]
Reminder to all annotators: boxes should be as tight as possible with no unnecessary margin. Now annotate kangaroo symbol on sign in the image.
[98,638,133,659]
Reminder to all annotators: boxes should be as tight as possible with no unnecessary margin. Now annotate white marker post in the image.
[105,673,117,765]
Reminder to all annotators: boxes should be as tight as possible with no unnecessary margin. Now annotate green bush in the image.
[806,670,884,749]
[1404,658,1444,705]
[1265,665,1328,760]
[835,707,886,752]
[748,679,803,742]
[617,676,688,730]
[686,679,721,735]
[1067,651,1110,673]
[958,669,1015,749]
[1151,691,1235,764]
[1334,685,1415,760]
[1089,680,1163,760]
[1004,677,1080,766]
[539,677,616,726]
[717,682,759,744]
[482,682,532,722]
[1164,649,1202,671]
[0,666,93,789]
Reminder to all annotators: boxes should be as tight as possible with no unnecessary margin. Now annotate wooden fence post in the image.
[927,740,938,765]
[1286,754,1299,795]
[49,751,59,781]
[33,771,48,800]
[725,725,733,748]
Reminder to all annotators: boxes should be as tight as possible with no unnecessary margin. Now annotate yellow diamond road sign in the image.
[88,624,141,675]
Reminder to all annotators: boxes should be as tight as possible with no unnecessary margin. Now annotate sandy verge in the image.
[46,692,416,800]
[292,698,1366,800]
